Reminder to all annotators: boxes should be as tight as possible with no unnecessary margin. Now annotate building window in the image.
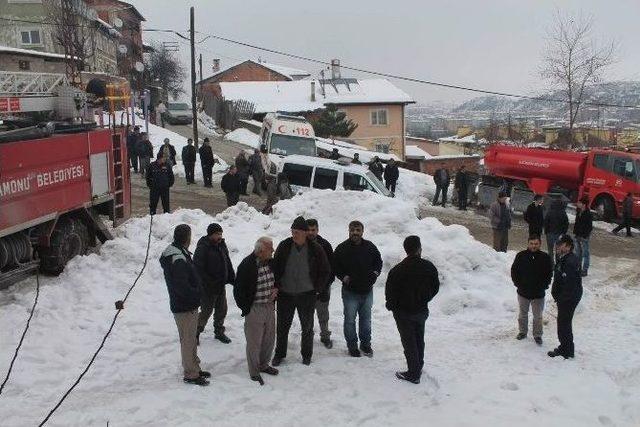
[20,29,42,45]
[374,143,390,153]
[18,60,31,70]
[370,109,388,126]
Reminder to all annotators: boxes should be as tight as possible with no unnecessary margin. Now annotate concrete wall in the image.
[0,52,66,73]
[0,0,61,54]
[406,136,440,156]
[339,104,406,159]
[420,156,481,175]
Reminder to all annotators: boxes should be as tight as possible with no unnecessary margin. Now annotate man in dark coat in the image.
[369,156,384,180]
[194,223,235,345]
[352,153,362,165]
[544,199,569,266]
[221,165,241,207]
[199,138,215,188]
[161,138,177,167]
[454,165,469,210]
[523,195,545,237]
[146,151,174,215]
[235,151,250,195]
[432,163,450,207]
[182,138,197,184]
[248,149,264,196]
[136,132,154,177]
[159,224,209,386]
[383,159,400,193]
[271,216,331,366]
[329,148,340,160]
[573,197,593,276]
[612,193,634,237]
[511,235,553,345]
[489,191,512,252]
[334,220,383,358]
[385,235,439,385]
[233,237,279,385]
[127,126,140,173]
[548,234,583,359]
[306,218,335,349]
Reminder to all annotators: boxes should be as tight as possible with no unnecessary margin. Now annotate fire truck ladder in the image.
[0,71,68,113]
[111,132,128,226]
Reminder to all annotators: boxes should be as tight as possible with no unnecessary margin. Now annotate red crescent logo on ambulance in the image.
[278,125,286,133]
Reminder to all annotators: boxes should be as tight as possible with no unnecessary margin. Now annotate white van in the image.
[276,155,393,197]
[260,113,317,158]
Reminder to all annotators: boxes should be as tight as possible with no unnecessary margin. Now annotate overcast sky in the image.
[132,0,640,105]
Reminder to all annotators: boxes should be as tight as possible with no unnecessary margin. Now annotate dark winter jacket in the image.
[489,201,512,230]
[127,132,139,154]
[622,195,633,219]
[369,161,384,180]
[434,168,450,187]
[384,163,399,183]
[235,153,250,174]
[161,144,177,165]
[454,170,468,190]
[233,252,275,316]
[221,172,241,195]
[544,201,569,235]
[385,255,439,314]
[551,252,583,303]
[511,249,553,299]
[249,153,263,174]
[182,145,197,164]
[137,139,154,158]
[146,161,175,189]
[199,144,214,166]
[311,235,335,301]
[193,236,235,295]
[160,243,201,313]
[334,238,383,294]
[352,157,362,165]
[573,208,594,238]
[272,238,331,293]
[523,202,544,235]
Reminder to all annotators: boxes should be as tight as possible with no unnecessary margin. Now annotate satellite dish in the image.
[118,44,128,54]
[113,17,123,28]
[134,61,144,72]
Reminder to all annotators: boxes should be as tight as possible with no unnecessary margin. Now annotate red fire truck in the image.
[0,125,131,288]
[479,145,640,222]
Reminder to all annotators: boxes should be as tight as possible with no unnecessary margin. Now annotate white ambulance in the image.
[259,113,317,158]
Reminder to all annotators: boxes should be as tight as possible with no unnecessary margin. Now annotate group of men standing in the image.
[432,163,471,210]
[368,156,400,193]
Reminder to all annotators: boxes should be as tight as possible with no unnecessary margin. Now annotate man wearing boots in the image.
[573,197,593,276]
[549,235,583,359]
[182,138,197,184]
[306,218,335,349]
[272,217,331,366]
[249,148,264,196]
[221,165,241,207]
[199,138,215,188]
[432,164,450,207]
[385,236,439,385]
[334,221,383,358]
[511,235,553,345]
[489,191,511,252]
[159,224,210,386]
[234,237,279,386]
[146,151,174,215]
[235,151,250,195]
[194,223,235,345]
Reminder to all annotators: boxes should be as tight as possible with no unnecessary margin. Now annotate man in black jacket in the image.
[194,223,235,345]
[306,218,335,349]
[612,193,634,237]
[199,138,215,188]
[573,197,593,276]
[549,235,583,359]
[146,151,174,215]
[384,159,400,193]
[272,216,331,366]
[385,236,439,385]
[544,199,569,266]
[136,132,154,177]
[234,237,279,385]
[182,138,197,184]
[161,138,177,167]
[432,164,450,207]
[334,220,383,357]
[127,126,140,173]
[523,195,544,237]
[454,165,469,210]
[235,151,250,195]
[369,156,384,180]
[159,224,209,386]
[221,165,241,207]
[511,235,553,345]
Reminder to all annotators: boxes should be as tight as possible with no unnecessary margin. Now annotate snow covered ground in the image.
[1,189,639,426]
[223,127,261,149]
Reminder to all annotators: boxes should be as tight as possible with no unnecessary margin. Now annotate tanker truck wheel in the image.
[595,196,616,223]
[40,218,88,275]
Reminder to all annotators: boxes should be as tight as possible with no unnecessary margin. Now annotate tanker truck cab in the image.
[260,113,317,158]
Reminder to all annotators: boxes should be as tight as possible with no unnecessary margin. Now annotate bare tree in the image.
[145,44,187,99]
[541,11,616,147]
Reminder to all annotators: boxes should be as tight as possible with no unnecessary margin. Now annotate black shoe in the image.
[360,344,373,357]
[348,348,361,358]
[272,357,283,367]
[184,376,210,386]
[251,375,265,386]
[321,338,333,349]
[302,357,311,365]
[215,334,232,344]
[395,371,420,384]
[534,337,543,346]
[261,366,279,376]
[547,348,562,358]
[516,333,527,340]
[199,370,211,378]
[581,271,588,277]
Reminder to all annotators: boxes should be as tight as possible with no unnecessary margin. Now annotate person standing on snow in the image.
[182,138,197,185]
[432,163,450,207]
[126,125,140,173]
[524,195,545,237]
[573,197,593,277]
[159,224,210,386]
[233,237,279,386]
[194,223,235,345]
[235,151,250,195]
[161,137,177,167]
[454,165,469,210]
[544,198,569,266]
[511,235,553,345]
[548,234,583,359]
[271,217,331,367]
[385,235,439,385]
[306,218,336,349]
[489,191,512,252]
[369,156,384,181]
[612,193,634,237]
[156,101,167,127]
[199,138,215,188]
[384,158,400,193]
[334,220,383,358]
[137,132,154,177]
[352,153,362,165]
[221,165,241,207]
[248,148,264,196]
[146,151,174,215]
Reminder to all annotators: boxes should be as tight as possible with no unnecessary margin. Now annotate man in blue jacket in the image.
[160,224,210,386]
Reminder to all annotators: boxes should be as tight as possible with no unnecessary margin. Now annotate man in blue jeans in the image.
[573,197,593,277]
[334,221,383,357]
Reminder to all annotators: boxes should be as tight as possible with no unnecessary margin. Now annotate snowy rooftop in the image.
[200,60,310,83]
[0,45,68,60]
[220,79,414,113]
[437,134,488,145]
[405,144,432,160]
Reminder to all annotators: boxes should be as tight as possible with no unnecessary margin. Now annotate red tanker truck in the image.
[0,125,130,288]
[479,145,640,222]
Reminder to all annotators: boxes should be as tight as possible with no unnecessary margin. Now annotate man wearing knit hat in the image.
[272,216,331,366]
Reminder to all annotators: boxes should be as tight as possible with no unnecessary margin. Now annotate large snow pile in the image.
[197,111,220,138]
[223,127,260,149]
[1,190,639,426]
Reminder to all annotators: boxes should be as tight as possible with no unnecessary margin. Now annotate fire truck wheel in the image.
[40,218,85,275]
[595,196,616,222]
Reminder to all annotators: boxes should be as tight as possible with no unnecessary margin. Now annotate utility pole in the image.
[190,6,199,148]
